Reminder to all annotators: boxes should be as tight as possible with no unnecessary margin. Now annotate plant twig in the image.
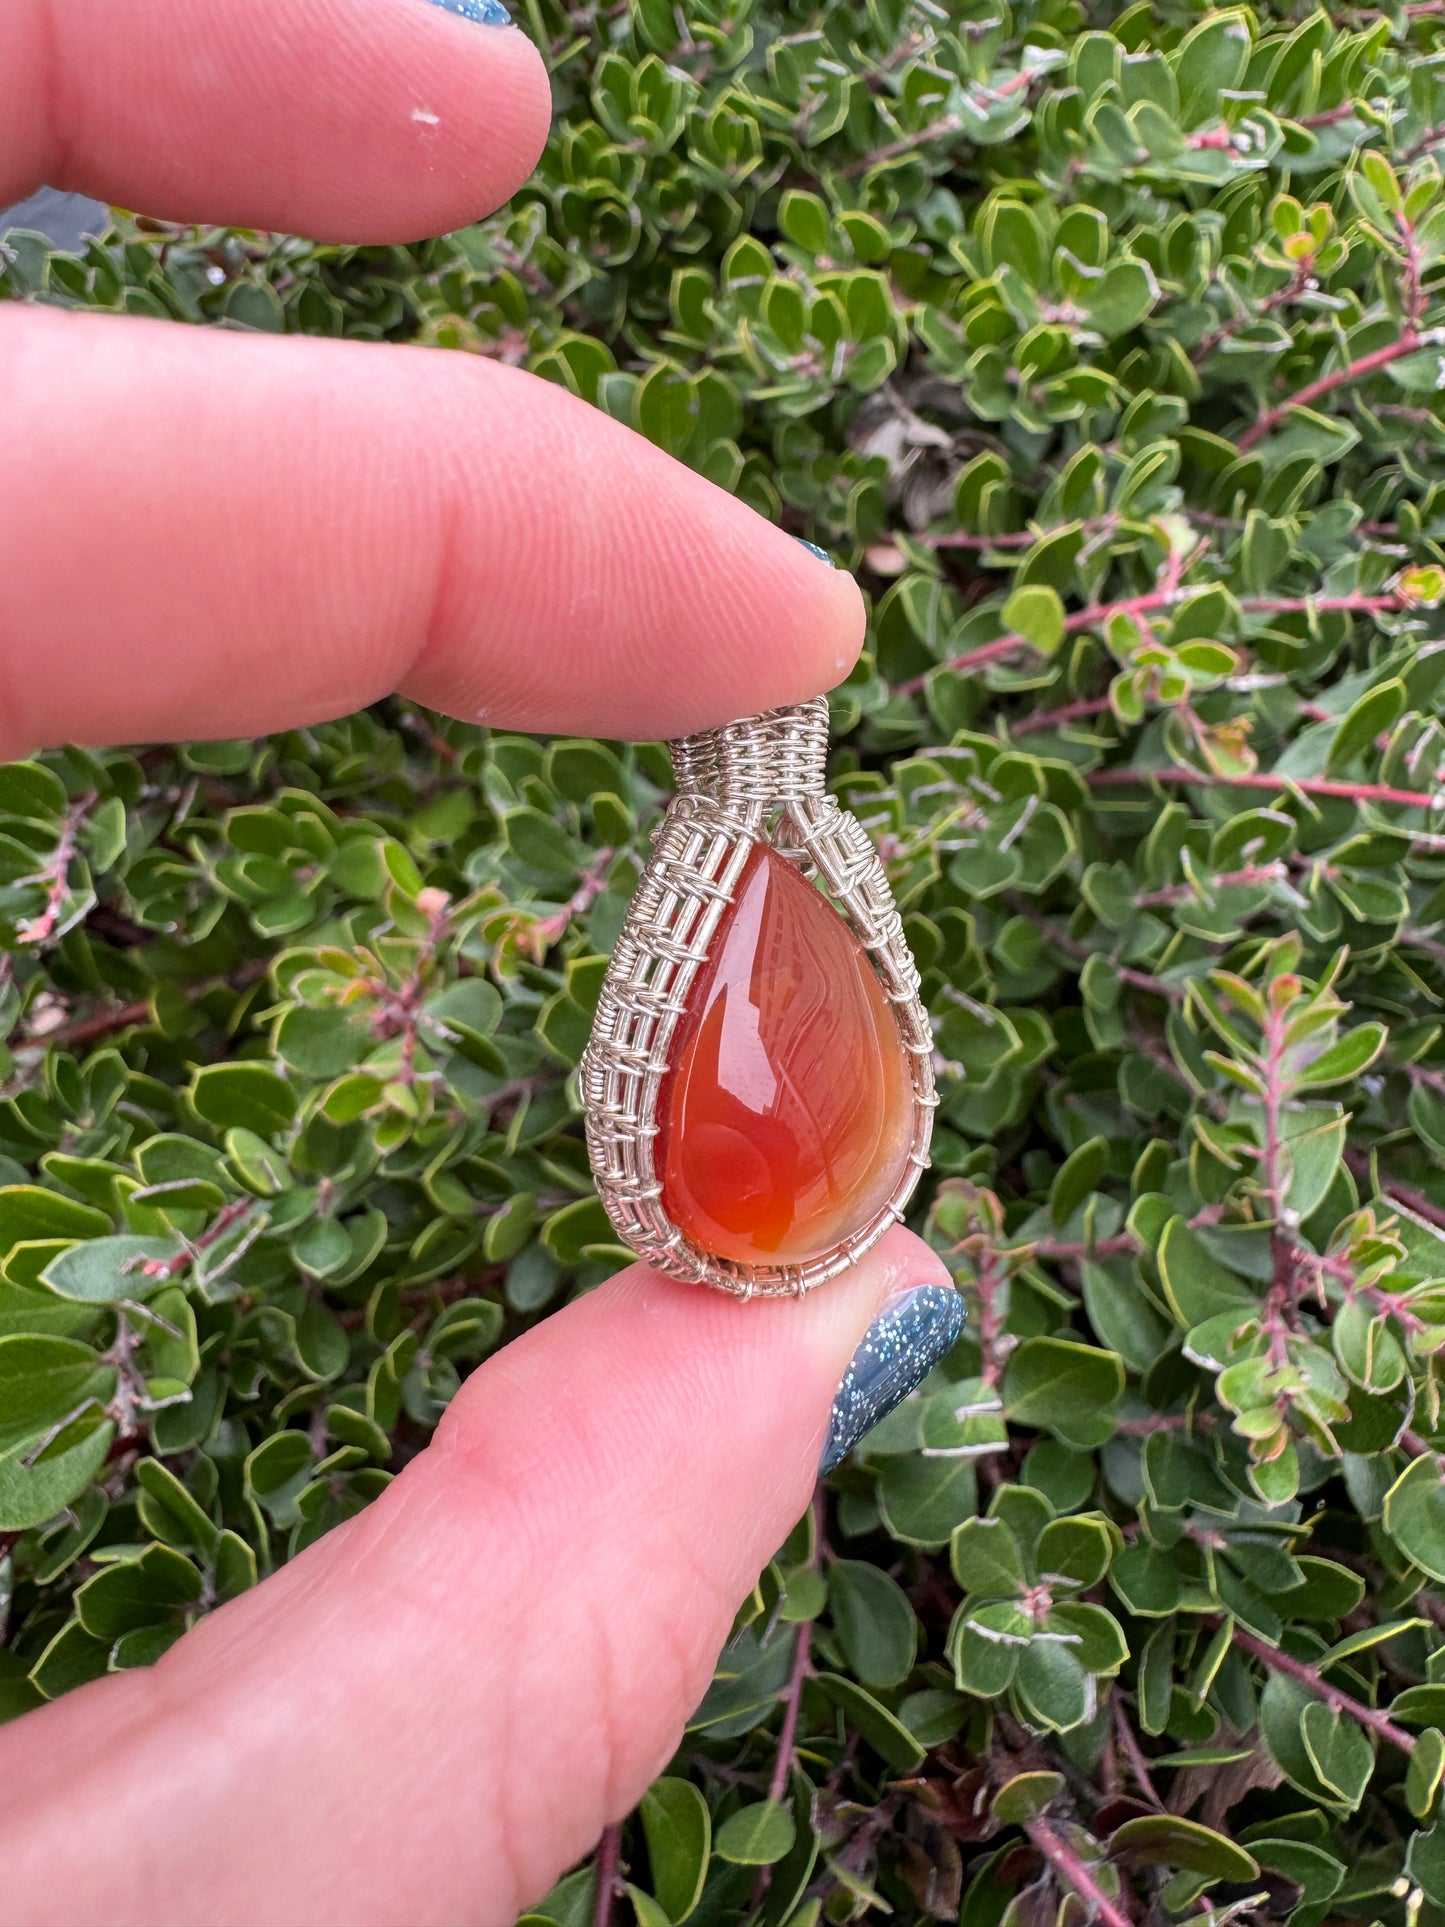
[1238,330,1425,452]
[897,589,1404,695]
[1112,1697,1164,1810]
[1025,1817,1137,1927]
[593,1821,622,1927]
[1231,1627,1416,1753]
[769,1618,814,1805]
[1087,765,1444,812]
[10,958,270,1054]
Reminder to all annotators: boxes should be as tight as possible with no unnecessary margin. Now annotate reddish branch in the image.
[1025,1818,1137,1927]
[1030,1234,1137,1262]
[1193,260,1320,368]
[1008,901,1181,1003]
[1011,695,1115,737]
[970,1237,1015,1388]
[1344,1149,1445,1233]
[1133,861,1289,906]
[1088,765,1443,812]
[12,958,270,1054]
[1238,206,1432,451]
[896,589,1405,696]
[838,69,1038,178]
[526,848,614,956]
[1239,334,1425,452]
[1112,1698,1164,1809]
[16,794,94,948]
[1258,999,1298,1367]
[592,1822,622,1927]
[838,112,963,177]
[139,1198,258,1283]
[1231,1628,1416,1754]
[769,1620,814,1804]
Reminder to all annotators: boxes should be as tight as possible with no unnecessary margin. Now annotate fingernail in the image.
[425,0,513,21]
[820,1285,965,1475]
[795,538,836,567]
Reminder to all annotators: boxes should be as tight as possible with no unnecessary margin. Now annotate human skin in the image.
[0,4,954,1922]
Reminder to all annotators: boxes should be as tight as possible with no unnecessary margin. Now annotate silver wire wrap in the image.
[581,697,936,1298]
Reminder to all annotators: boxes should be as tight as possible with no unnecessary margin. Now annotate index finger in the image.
[0,0,552,243]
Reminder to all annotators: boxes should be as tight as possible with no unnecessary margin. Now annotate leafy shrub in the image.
[12,0,1445,1920]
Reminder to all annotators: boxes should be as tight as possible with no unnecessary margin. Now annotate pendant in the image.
[581,697,935,1298]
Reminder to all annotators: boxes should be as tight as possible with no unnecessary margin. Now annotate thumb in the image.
[0,1226,961,1927]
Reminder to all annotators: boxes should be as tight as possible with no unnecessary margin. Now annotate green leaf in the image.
[1035,1515,1113,1589]
[1295,1024,1387,1087]
[1410,1824,1445,1907]
[1384,1454,1445,1582]
[39,1234,182,1302]
[828,1560,918,1687]
[1300,1700,1374,1809]
[990,1772,1063,1825]
[0,1418,114,1531]
[0,1334,108,1449]
[0,1186,111,1256]
[1002,585,1066,657]
[1109,1541,1182,1616]
[1408,1728,1445,1819]
[1015,1639,1092,1732]
[952,1516,1027,1597]
[1049,1136,1108,1228]
[714,1802,795,1867]
[1158,1217,1254,1326]
[1327,680,1406,773]
[813,1672,927,1770]
[1002,1338,1125,1446]
[1110,1816,1259,1881]
[190,1064,297,1137]
[75,1543,203,1638]
[639,1778,711,1922]
[275,1005,362,1078]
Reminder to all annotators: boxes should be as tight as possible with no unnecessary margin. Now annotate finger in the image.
[0,0,551,244]
[0,308,866,757]
[0,1229,961,1927]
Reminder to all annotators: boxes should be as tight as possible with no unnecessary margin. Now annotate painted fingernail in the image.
[425,0,513,21]
[795,538,836,567]
[820,1285,965,1475]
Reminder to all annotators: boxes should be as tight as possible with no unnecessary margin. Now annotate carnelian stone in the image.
[657,842,914,1266]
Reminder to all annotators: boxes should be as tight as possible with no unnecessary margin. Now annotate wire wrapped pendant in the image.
[581,697,935,1297]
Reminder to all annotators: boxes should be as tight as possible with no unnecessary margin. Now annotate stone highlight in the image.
[656,842,913,1266]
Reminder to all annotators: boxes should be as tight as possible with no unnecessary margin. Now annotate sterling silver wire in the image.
[580,697,936,1298]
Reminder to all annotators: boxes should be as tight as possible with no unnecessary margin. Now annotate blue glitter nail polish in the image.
[425,0,513,22]
[820,1285,965,1475]
[795,537,836,567]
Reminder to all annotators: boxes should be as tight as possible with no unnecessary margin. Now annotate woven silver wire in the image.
[581,697,936,1297]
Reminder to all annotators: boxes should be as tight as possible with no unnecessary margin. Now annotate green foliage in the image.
[17,0,1445,1917]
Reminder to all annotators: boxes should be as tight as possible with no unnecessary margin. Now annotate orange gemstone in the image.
[657,842,914,1267]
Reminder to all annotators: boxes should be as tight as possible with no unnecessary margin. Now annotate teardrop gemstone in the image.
[656,842,914,1267]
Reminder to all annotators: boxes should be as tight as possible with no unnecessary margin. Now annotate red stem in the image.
[1012,695,1115,736]
[140,1198,257,1282]
[768,1620,813,1804]
[1238,331,1422,453]
[1112,1697,1164,1809]
[592,1822,622,1927]
[1088,765,1442,812]
[897,590,1403,696]
[10,959,270,1054]
[16,794,94,948]
[1025,1819,1137,1927]
[1231,1628,1416,1753]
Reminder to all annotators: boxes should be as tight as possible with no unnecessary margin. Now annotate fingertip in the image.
[10,0,557,244]
[759,531,870,709]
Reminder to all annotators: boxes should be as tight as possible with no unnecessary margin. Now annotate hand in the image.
[0,5,962,1924]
